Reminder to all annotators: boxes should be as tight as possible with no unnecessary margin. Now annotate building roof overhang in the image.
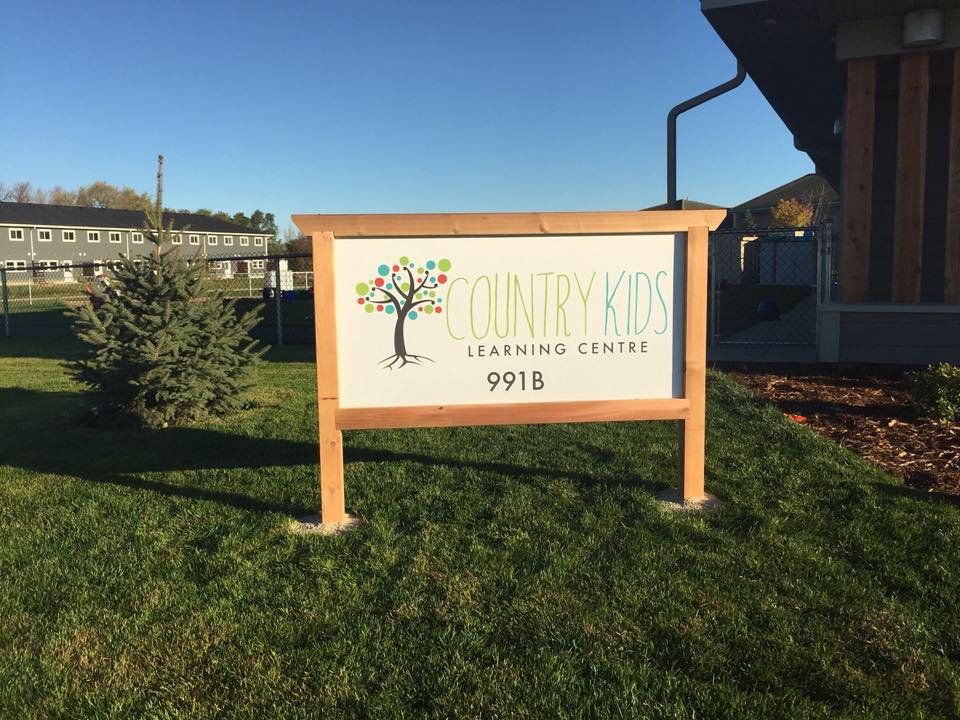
[700,0,843,188]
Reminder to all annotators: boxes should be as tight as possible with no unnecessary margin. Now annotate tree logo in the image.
[355,256,451,369]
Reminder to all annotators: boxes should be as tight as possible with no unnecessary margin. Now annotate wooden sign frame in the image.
[293,210,726,524]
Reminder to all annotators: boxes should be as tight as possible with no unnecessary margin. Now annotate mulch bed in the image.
[720,364,960,496]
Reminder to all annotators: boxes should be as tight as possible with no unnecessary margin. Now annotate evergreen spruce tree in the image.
[71,156,265,427]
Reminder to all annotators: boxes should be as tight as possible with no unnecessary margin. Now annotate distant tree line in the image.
[0,178,278,237]
[0,179,152,211]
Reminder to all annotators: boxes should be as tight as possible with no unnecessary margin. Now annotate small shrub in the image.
[70,157,265,427]
[906,363,960,423]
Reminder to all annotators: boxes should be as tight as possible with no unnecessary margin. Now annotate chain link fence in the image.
[709,223,832,346]
[0,253,313,345]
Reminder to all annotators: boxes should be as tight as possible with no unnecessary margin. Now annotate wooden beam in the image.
[947,49,960,304]
[679,226,708,500]
[293,209,728,238]
[841,58,876,303]
[311,230,346,524]
[337,398,690,431]
[893,52,930,304]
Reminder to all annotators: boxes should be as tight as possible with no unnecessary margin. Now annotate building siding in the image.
[0,224,269,266]
[826,310,960,364]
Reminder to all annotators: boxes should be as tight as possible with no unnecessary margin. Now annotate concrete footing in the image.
[656,489,726,512]
[289,513,362,535]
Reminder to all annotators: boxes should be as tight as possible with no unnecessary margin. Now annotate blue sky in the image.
[1,0,812,234]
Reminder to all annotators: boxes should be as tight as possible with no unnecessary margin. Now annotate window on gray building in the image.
[87,231,100,243]
[172,234,182,245]
[240,236,248,246]
[63,230,75,242]
[189,234,199,245]
[132,232,143,244]
[9,228,24,241]
[109,231,122,244]
[207,235,218,246]
[224,236,233,246]
[38,229,52,242]
[254,237,263,246]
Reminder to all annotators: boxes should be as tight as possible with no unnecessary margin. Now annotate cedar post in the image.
[311,230,346,523]
[946,49,960,303]
[840,58,876,303]
[892,52,930,303]
[679,225,708,499]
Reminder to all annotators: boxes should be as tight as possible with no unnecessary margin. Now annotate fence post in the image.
[274,260,283,346]
[1,268,9,337]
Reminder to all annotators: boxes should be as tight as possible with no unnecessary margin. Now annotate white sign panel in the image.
[334,234,686,408]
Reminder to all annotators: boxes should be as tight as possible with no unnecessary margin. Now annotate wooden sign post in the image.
[293,210,725,525]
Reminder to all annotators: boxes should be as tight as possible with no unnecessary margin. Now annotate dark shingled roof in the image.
[0,202,270,235]
[644,199,728,211]
[734,174,839,212]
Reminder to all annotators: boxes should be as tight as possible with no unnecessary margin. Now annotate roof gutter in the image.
[667,61,746,207]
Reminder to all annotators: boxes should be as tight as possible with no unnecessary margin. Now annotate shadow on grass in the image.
[0,335,86,360]
[0,335,314,363]
[0,387,650,517]
[0,387,318,515]
[873,483,960,508]
[344,446,641,491]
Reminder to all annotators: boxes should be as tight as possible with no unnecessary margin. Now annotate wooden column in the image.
[841,58,877,303]
[679,225,708,500]
[311,230,346,523]
[947,49,960,304]
[893,52,930,303]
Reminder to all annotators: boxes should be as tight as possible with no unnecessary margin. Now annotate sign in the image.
[336,233,686,408]
[292,211,725,524]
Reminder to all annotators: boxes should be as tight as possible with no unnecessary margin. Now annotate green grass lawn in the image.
[3,295,313,338]
[0,337,958,718]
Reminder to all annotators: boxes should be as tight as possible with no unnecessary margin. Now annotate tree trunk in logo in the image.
[393,308,409,360]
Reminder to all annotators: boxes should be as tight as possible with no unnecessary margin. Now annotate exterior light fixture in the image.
[902,8,945,48]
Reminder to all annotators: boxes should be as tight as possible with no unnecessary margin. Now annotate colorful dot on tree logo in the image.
[376,305,384,312]
[356,282,369,295]
[385,305,395,314]
[408,311,418,320]
[364,304,375,314]
[437,258,451,271]
[378,265,389,276]
[435,306,442,313]
[392,264,399,272]
[357,298,365,304]
[437,274,447,284]
[426,260,436,270]
[375,278,384,287]
[399,256,409,265]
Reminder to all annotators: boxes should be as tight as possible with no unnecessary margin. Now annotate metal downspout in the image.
[667,61,747,206]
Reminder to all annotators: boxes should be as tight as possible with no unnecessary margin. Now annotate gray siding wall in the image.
[835,311,960,364]
[1,225,269,265]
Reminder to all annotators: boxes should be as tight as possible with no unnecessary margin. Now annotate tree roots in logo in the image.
[378,353,435,370]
